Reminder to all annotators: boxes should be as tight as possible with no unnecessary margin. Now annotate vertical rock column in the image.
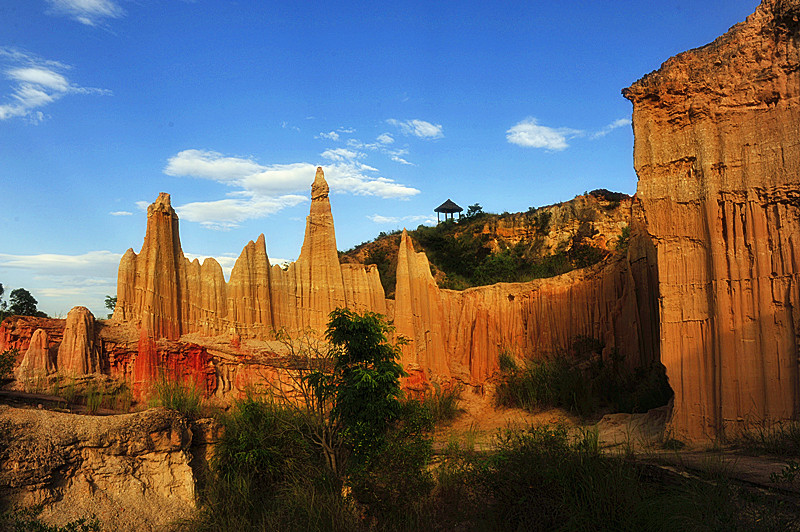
[288,167,347,331]
[114,193,184,340]
[624,0,800,438]
[57,306,99,375]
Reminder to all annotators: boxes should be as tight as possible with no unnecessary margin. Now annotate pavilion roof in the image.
[434,199,463,213]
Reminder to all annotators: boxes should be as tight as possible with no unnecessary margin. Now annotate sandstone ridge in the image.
[114,167,386,340]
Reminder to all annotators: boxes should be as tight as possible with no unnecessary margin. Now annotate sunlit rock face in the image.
[393,229,657,384]
[15,328,55,381]
[57,306,100,375]
[113,168,386,342]
[624,0,800,439]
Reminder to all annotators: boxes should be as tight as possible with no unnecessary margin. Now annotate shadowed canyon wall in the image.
[624,0,800,438]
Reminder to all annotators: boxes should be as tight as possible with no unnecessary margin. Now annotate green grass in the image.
[150,376,202,417]
[736,421,800,457]
[495,345,673,417]
[178,397,800,532]
[419,383,462,424]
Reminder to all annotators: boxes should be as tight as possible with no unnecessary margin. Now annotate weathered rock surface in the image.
[114,168,386,341]
[15,328,55,381]
[624,0,800,438]
[394,230,656,383]
[56,307,100,375]
[0,406,203,531]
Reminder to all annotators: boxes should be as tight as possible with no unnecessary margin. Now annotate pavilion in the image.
[435,199,463,223]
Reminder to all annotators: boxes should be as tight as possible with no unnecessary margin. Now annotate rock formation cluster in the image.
[1,1,797,442]
[114,168,386,340]
[624,0,800,438]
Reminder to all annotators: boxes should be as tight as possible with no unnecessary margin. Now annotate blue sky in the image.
[0,0,759,317]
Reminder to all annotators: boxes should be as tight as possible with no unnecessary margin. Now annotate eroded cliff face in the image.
[624,0,800,438]
[394,230,656,384]
[0,406,208,531]
[114,168,385,342]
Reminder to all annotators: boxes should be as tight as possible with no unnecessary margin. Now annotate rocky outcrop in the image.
[15,328,55,381]
[624,0,800,438]
[0,406,203,531]
[394,230,656,383]
[114,168,385,341]
[56,307,100,376]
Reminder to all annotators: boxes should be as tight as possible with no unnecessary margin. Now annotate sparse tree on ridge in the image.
[7,288,47,318]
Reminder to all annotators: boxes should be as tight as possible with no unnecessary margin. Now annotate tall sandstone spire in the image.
[114,193,184,340]
[114,168,385,340]
[624,0,800,438]
[289,167,347,331]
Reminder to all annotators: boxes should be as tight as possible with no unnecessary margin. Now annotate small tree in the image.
[8,288,45,317]
[105,295,117,319]
[466,203,484,218]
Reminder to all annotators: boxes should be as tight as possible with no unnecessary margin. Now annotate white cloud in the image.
[377,133,394,144]
[317,131,340,141]
[591,118,631,139]
[506,117,583,151]
[0,47,110,122]
[164,149,420,229]
[320,148,362,162]
[337,127,355,134]
[175,195,308,230]
[109,210,132,216]
[0,250,122,277]
[368,213,436,225]
[45,0,125,27]
[387,118,444,139]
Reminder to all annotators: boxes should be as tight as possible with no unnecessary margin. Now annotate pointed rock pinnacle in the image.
[311,167,329,200]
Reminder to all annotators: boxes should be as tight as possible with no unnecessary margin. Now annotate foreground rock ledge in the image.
[0,406,214,531]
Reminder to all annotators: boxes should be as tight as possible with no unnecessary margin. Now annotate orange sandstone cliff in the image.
[624,0,800,438]
[114,167,386,340]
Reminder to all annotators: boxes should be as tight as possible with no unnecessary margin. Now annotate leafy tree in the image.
[465,203,484,218]
[309,309,406,464]
[8,288,45,317]
[105,295,117,318]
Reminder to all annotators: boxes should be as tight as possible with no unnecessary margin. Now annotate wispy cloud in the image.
[0,47,110,123]
[164,149,420,229]
[45,0,125,27]
[591,118,631,139]
[377,133,394,145]
[109,210,132,216]
[317,131,339,141]
[506,117,583,151]
[0,250,123,316]
[368,213,436,225]
[387,118,444,139]
[0,250,122,276]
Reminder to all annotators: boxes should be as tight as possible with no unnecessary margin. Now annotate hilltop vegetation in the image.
[340,190,632,297]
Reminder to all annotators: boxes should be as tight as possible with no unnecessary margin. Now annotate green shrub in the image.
[0,348,18,380]
[495,354,594,416]
[496,342,672,417]
[195,398,359,532]
[0,507,100,531]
